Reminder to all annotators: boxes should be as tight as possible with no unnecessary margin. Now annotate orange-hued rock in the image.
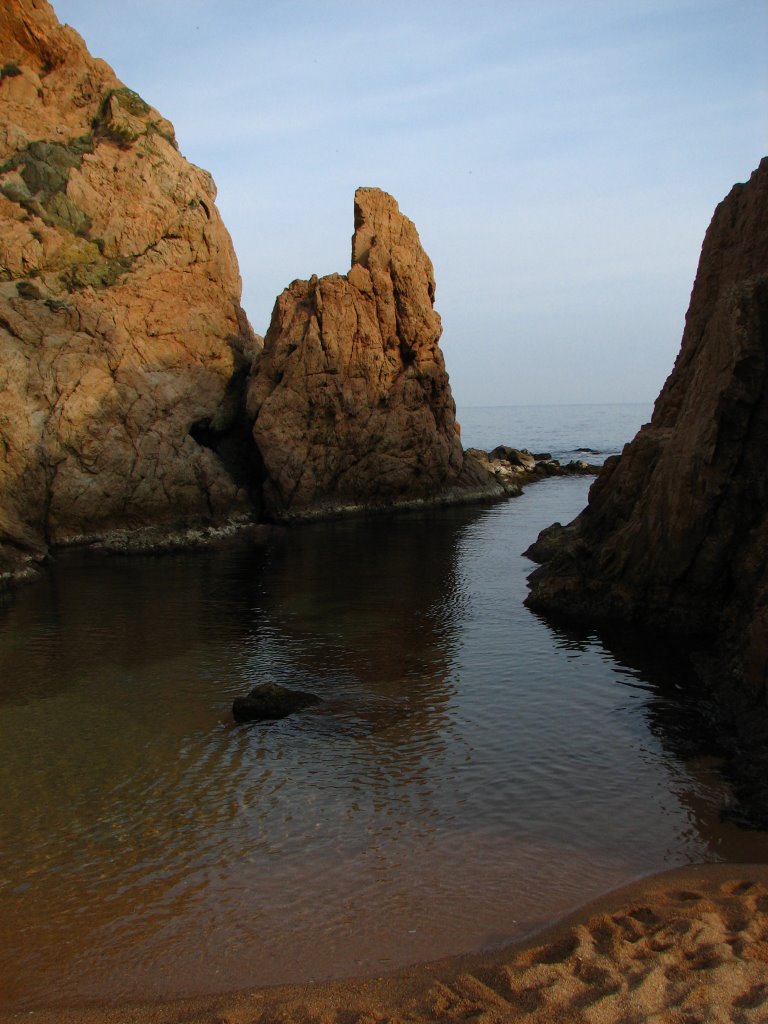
[247,188,501,518]
[0,0,260,580]
[525,158,768,813]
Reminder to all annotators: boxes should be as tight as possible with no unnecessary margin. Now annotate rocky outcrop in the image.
[0,0,260,582]
[468,447,601,492]
[247,188,502,519]
[525,158,768,815]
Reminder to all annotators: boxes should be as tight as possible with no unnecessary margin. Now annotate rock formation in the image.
[247,188,501,519]
[0,0,260,582]
[468,446,600,491]
[526,158,768,816]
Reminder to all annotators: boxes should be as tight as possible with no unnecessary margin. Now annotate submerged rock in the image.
[247,187,503,519]
[232,682,322,723]
[0,0,260,581]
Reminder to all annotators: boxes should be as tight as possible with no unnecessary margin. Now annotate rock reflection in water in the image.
[243,511,476,758]
[538,614,768,863]
[2,479,768,1010]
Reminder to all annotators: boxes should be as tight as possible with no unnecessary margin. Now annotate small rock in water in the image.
[489,446,536,471]
[232,682,321,723]
[575,447,600,454]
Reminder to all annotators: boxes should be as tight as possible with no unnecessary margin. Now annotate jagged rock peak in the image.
[247,187,500,519]
[0,0,261,583]
[351,187,435,294]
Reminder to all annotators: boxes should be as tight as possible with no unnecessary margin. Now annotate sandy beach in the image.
[4,862,768,1024]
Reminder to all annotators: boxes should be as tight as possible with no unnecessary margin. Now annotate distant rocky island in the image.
[526,157,768,824]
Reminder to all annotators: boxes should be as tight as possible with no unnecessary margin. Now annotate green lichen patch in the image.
[94,88,150,145]
[111,87,150,118]
[43,192,91,236]
[60,254,133,292]
[11,137,93,196]
[0,63,22,81]
[15,280,41,300]
[0,136,94,235]
[93,87,176,148]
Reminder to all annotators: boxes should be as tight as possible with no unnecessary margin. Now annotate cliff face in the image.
[247,187,500,519]
[0,0,259,579]
[526,158,768,700]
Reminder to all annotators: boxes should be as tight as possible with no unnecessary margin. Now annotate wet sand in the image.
[4,863,768,1024]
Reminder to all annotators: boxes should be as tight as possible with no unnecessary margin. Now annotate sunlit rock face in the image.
[0,0,260,580]
[247,187,501,519]
[526,157,768,696]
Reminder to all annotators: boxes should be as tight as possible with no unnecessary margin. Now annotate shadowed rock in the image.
[232,682,322,723]
[525,157,768,822]
[525,157,768,653]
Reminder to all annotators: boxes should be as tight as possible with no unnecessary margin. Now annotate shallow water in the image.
[2,474,768,1010]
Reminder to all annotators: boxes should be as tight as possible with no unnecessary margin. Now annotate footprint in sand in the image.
[720,879,756,897]
[670,889,705,902]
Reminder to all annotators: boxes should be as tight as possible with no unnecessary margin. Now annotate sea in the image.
[2,403,767,1010]
[456,401,652,463]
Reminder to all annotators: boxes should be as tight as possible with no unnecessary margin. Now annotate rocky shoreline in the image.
[0,0,615,593]
[0,449,601,591]
[467,445,601,495]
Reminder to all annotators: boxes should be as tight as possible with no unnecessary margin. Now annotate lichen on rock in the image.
[0,0,261,580]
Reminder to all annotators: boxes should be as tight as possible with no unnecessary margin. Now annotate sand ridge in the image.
[4,864,768,1024]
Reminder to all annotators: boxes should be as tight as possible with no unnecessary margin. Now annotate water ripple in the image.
[2,477,768,1009]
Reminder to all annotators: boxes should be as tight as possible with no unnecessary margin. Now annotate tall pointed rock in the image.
[247,187,499,518]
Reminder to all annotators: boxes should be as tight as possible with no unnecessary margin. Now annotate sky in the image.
[51,0,767,407]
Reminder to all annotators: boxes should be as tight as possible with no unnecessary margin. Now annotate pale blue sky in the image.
[52,0,766,405]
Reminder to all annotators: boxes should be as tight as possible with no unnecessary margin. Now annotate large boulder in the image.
[525,158,768,812]
[0,0,260,582]
[247,187,501,519]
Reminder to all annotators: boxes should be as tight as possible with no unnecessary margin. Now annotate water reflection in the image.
[534,612,768,863]
[243,510,482,772]
[0,506,487,1008]
[1,480,768,1010]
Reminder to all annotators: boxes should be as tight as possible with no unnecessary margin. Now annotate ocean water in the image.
[1,403,766,1011]
[456,402,653,463]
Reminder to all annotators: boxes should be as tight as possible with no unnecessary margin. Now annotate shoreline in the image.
[4,861,768,1024]
[0,447,599,591]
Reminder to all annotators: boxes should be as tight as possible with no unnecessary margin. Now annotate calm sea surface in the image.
[456,401,652,462]
[2,403,767,1009]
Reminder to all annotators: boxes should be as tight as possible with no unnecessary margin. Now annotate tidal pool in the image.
[2,476,767,1009]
